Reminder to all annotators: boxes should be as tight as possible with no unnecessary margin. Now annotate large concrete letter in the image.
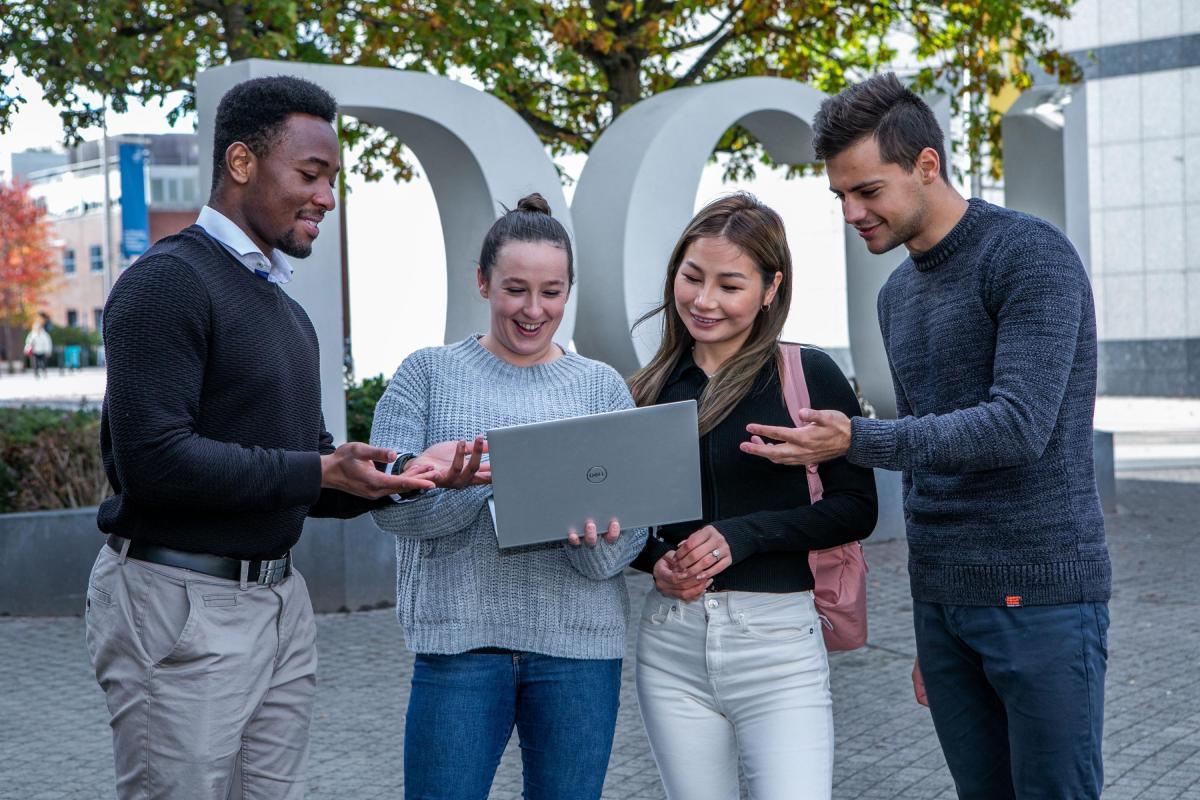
[570,77,827,375]
[197,60,574,441]
[1002,84,1090,270]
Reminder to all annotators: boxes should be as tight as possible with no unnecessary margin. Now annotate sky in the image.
[2,67,851,380]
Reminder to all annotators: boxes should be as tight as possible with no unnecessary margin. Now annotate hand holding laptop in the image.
[566,518,621,548]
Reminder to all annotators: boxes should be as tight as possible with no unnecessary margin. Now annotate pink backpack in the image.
[778,343,870,652]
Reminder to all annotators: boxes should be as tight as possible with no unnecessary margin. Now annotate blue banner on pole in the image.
[118,143,150,261]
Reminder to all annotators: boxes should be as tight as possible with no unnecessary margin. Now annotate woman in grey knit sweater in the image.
[370,194,647,800]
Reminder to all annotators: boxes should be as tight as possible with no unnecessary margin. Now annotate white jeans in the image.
[636,588,834,800]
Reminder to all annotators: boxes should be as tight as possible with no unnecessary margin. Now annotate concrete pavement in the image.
[2,470,1198,799]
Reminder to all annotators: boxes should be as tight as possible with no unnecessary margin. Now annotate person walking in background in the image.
[24,318,51,378]
[741,74,1110,800]
[628,193,877,800]
[371,194,647,800]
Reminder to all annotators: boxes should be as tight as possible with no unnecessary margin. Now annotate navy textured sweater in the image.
[848,199,1110,606]
[99,225,375,560]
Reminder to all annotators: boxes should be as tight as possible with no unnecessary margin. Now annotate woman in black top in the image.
[629,193,877,800]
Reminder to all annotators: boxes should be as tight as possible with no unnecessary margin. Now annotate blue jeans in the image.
[913,600,1108,800]
[404,651,622,800]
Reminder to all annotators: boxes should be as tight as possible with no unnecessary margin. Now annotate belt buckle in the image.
[256,555,289,585]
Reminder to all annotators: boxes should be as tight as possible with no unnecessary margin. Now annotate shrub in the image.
[345,374,387,445]
[0,406,108,513]
[48,325,101,349]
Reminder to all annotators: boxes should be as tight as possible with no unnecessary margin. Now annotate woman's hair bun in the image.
[516,192,552,215]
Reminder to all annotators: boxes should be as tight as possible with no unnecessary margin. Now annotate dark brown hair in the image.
[812,72,948,182]
[478,193,574,285]
[629,192,792,435]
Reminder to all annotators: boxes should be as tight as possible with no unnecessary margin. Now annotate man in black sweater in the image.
[742,75,1109,799]
[85,76,479,799]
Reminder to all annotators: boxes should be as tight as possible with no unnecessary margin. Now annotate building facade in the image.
[1053,0,1200,395]
[21,133,201,334]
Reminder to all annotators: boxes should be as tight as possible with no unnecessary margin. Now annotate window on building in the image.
[66,309,78,328]
[150,177,164,204]
[63,248,76,274]
[89,244,104,273]
[94,308,104,334]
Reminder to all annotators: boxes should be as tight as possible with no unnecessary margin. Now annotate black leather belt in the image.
[107,535,292,585]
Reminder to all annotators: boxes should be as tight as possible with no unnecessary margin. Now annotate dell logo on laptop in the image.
[587,466,608,483]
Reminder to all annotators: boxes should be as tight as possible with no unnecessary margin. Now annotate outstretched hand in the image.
[739,408,852,466]
[321,442,437,499]
[408,436,492,488]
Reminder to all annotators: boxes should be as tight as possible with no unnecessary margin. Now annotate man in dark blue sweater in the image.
[742,74,1110,799]
[85,77,483,799]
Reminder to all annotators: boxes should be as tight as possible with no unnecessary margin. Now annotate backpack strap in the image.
[778,342,824,503]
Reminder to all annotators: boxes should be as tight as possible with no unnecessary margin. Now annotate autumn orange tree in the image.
[1,1,1080,182]
[0,181,58,367]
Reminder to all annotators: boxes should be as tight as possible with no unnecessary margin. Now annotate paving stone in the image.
[1,472,1197,798]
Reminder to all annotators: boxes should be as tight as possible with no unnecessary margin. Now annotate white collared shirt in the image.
[195,205,294,285]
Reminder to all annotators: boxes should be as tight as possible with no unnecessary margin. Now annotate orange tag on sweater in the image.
[1005,595,1022,607]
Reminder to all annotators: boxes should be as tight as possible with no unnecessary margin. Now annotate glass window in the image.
[150,177,164,204]
[94,308,104,333]
[89,244,104,272]
[63,248,76,274]
[66,309,78,328]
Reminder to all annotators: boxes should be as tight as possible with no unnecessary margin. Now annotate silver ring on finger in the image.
[711,548,721,559]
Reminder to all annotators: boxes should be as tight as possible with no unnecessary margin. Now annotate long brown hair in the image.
[629,193,792,434]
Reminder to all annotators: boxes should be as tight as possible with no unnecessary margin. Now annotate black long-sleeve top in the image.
[631,345,878,592]
[98,226,380,561]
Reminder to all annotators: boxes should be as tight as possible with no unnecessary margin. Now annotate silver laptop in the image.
[486,400,702,548]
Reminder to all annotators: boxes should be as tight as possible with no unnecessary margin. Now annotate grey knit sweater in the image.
[370,337,648,659]
[849,199,1110,607]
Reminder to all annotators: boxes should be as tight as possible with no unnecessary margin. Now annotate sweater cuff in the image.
[847,416,897,469]
[712,519,757,565]
[632,534,672,573]
[284,451,324,507]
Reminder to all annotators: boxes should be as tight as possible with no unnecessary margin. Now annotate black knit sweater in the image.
[98,225,375,560]
[631,346,878,592]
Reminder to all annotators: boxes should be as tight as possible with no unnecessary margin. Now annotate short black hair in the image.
[211,76,337,192]
[812,73,948,182]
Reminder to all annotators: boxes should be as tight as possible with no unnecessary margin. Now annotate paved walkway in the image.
[2,470,1198,799]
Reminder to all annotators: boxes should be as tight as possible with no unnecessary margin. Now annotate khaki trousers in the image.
[84,544,318,800]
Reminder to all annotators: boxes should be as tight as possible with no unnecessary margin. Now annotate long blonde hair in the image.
[629,193,792,434]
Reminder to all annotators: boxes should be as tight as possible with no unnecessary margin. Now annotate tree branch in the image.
[670,1,747,87]
[515,106,593,148]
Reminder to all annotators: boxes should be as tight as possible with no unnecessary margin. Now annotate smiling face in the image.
[673,235,781,359]
[825,135,933,255]
[237,113,340,258]
[478,240,571,366]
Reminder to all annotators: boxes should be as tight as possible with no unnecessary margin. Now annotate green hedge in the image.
[0,406,108,513]
[0,375,394,514]
[345,374,387,445]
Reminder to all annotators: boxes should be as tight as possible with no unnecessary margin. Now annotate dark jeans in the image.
[404,651,622,800]
[913,600,1108,800]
